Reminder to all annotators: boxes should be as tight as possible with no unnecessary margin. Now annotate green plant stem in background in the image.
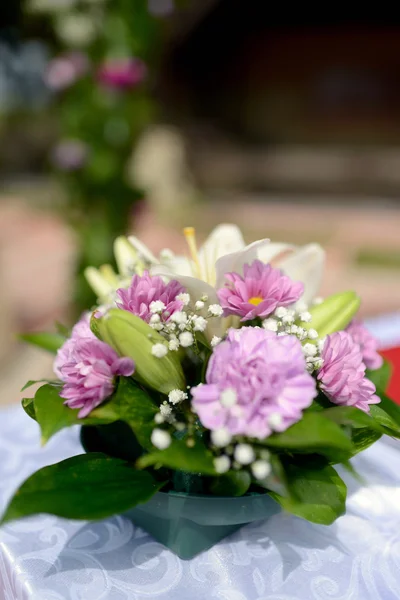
[23,0,164,316]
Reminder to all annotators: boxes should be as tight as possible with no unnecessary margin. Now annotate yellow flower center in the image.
[248,296,264,306]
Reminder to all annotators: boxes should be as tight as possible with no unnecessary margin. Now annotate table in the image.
[1,315,400,600]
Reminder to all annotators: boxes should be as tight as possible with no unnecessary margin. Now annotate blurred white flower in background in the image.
[27,0,79,12]
[55,13,99,47]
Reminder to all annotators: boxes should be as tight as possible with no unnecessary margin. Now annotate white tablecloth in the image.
[1,314,400,600]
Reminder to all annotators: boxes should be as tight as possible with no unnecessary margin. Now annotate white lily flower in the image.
[85,225,325,339]
[149,224,325,337]
[151,224,271,303]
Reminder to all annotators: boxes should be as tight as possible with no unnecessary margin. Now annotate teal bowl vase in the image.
[80,424,280,559]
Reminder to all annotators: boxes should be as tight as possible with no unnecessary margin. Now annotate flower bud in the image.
[92,309,185,394]
[84,265,118,300]
[305,291,361,338]
[114,236,145,277]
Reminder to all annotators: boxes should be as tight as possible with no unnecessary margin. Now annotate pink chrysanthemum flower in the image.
[217,260,304,322]
[54,313,94,380]
[191,327,316,439]
[318,331,380,413]
[116,271,185,323]
[346,319,383,371]
[59,338,135,418]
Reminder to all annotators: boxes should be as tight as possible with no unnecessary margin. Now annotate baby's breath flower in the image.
[303,343,317,357]
[268,413,283,429]
[213,455,231,474]
[151,429,171,449]
[308,329,319,340]
[176,292,190,306]
[220,388,237,407]
[282,314,294,325]
[160,402,173,419]
[296,327,308,341]
[211,336,222,347]
[251,460,271,480]
[170,311,187,325]
[177,292,190,306]
[168,338,180,351]
[179,331,194,347]
[296,301,309,313]
[211,427,232,447]
[208,304,224,317]
[195,300,205,310]
[234,444,255,465]
[192,316,207,332]
[150,300,166,314]
[151,343,168,358]
[275,306,288,318]
[262,318,278,332]
[299,311,312,323]
[168,389,188,405]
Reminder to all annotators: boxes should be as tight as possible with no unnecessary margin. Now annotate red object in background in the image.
[380,347,400,405]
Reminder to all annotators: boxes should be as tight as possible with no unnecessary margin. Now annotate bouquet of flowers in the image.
[3,224,399,558]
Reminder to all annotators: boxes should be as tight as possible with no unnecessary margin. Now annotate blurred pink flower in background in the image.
[97,57,147,90]
[44,52,89,91]
[51,139,89,171]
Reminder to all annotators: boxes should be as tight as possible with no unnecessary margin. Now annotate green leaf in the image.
[351,428,382,455]
[21,379,60,392]
[321,406,385,432]
[100,377,158,450]
[31,384,116,444]
[369,404,400,438]
[264,412,353,461]
[28,378,157,447]
[254,454,292,497]
[137,439,217,475]
[370,392,400,431]
[269,463,347,525]
[1,454,165,524]
[55,321,71,337]
[209,470,251,497]
[366,360,392,392]
[21,396,36,420]
[19,332,66,354]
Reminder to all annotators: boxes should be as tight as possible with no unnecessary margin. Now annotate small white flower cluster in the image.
[212,440,272,480]
[261,303,324,372]
[148,293,224,358]
[154,388,189,428]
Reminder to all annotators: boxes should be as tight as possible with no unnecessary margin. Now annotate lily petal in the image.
[151,266,218,304]
[127,235,158,264]
[279,243,325,306]
[215,238,271,289]
[200,224,246,263]
[257,242,295,265]
[159,254,194,278]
